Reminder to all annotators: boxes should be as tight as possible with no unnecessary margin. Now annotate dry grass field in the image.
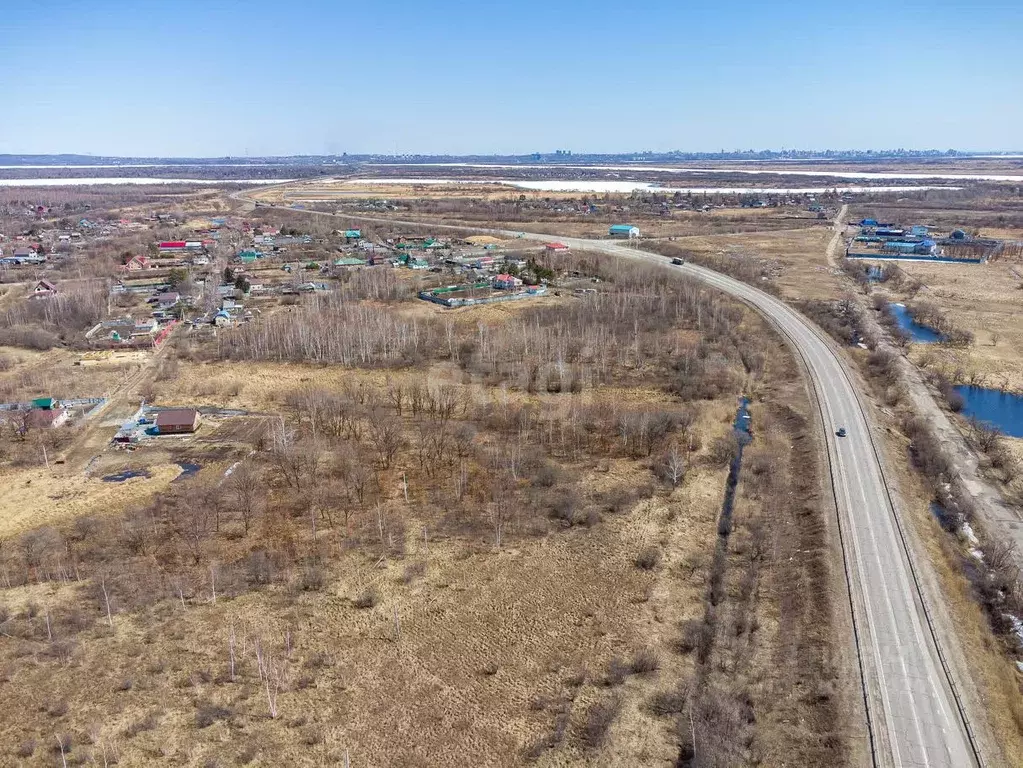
[657,227,840,301]
[0,236,850,767]
[12,174,1023,766]
[891,257,1023,391]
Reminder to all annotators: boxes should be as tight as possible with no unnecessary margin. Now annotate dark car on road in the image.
[836,427,847,437]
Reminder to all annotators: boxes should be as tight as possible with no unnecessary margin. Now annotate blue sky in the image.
[1,0,1020,156]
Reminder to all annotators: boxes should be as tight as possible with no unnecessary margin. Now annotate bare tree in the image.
[254,637,287,719]
[661,442,687,488]
[170,490,215,565]
[368,412,406,469]
[227,463,264,535]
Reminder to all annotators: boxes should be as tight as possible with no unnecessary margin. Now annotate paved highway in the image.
[235,188,980,767]
[553,237,980,768]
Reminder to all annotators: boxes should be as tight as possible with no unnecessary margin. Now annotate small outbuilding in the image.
[154,409,201,435]
[545,242,570,253]
[609,224,640,239]
[32,280,57,299]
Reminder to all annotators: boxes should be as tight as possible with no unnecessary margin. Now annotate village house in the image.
[493,273,524,289]
[87,317,160,344]
[334,256,367,268]
[545,242,570,253]
[25,406,70,430]
[157,292,180,311]
[155,409,201,435]
[31,279,57,299]
[121,255,149,271]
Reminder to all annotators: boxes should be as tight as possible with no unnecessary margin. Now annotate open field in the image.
[4,173,1023,766]
[0,201,854,768]
[232,185,1023,764]
[877,255,1023,392]
[652,227,840,301]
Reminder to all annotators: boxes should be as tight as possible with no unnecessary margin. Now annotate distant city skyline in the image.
[2,0,1020,156]
[1,148,1022,163]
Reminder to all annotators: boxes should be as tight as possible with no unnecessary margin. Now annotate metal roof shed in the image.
[609,224,640,238]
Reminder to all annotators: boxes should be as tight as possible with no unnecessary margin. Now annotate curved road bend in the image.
[560,238,976,768]
[234,189,978,767]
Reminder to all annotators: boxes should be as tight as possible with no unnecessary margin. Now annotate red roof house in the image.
[493,274,524,289]
[121,255,149,271]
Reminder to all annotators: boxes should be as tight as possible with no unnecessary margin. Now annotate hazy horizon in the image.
[1,148,1021,162]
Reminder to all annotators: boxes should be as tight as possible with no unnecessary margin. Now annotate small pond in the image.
[102,469,151,483]
[173,461,202,482]
[929,502,958,532]
[889,303,946,343]
[954,385,1023,438]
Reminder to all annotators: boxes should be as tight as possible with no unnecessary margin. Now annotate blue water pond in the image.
[102,469,151,483]
[954,385,1023,438]
[889,303,946,344]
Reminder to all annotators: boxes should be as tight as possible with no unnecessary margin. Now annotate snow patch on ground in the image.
[961,522,980,546]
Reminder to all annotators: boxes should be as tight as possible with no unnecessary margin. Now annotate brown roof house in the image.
[154,408,201,435]
[32,280,57,299]
[24,407,69,430]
